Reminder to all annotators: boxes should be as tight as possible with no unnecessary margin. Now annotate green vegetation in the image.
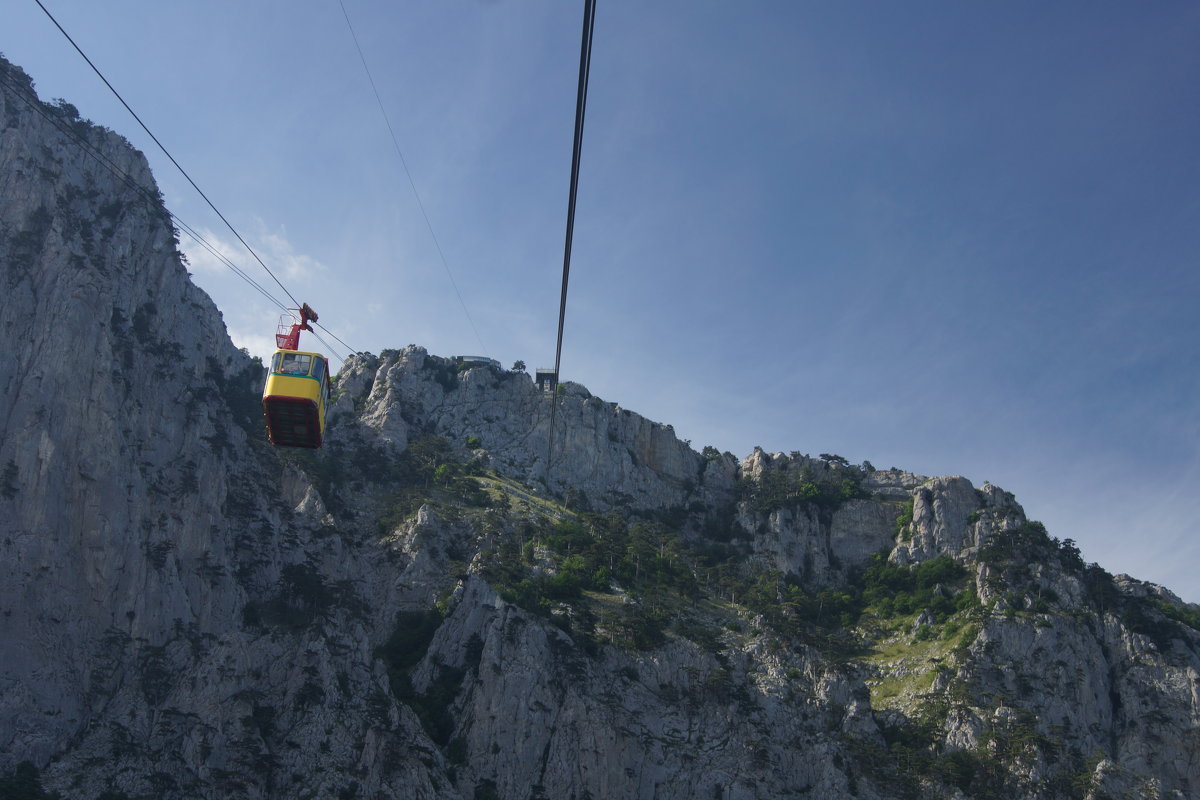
[736,457,870,518]
[1156,599,1200,631]
[0,762,62,800]
[242,562,365,631]
[454,487,1190,795]
[376,609,443,681]
[374,611,484,747]
[853,704,1097,800]
[978,520,1197,650]
[130,301,157,345]
[729,552,978,657]
[894,498,914,539]
[279,394,1197,797]
[977,521,1098,616]
[421,356,460,392]
[9,204,54,262]
[1,459,18,499]
[473,779,500,800]
[479,513,696,650]
[861,555,975,621]
[206,355,268,443]
[1121,594,1200,651]
[289,433,494,525]
[464,472,988,660]
[978,520,1061,566]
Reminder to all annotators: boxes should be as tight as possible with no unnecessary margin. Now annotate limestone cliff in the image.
[2,55,1199,800]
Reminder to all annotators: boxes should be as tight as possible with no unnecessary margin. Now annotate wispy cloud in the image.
[226,328,278,363]
[180,220,327,286]
[252,222,327,283]
[180,227,242,275]
[179,222,332,362]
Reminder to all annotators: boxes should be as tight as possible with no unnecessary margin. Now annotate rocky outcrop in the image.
[333,347,725,511]
[891,477,1025,565]
[421,576,871,800]
[734,452,912,586]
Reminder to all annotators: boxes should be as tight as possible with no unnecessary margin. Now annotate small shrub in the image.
[0,760,59,800]
[377,609,443,683]
[1,459,18,499]
[894,498,915,539]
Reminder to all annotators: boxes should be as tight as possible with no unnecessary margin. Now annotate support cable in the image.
[32,0,362,359]
[0,69,286,315]
[3,69,355,368]
[308,328,347,363]
[337,0,489,357]
[35,2,302,310]
[547,0,597,469]
[314,321,357,357]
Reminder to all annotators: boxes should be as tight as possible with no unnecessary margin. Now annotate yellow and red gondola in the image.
[262,304,330,448]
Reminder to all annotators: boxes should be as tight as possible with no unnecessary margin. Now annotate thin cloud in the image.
[180,227,242,275]
[178,222,331,362]
[252,221,327,283]
[180,221,327,286]
[226,328,278,363]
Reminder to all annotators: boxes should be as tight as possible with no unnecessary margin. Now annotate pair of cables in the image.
[32,0,355,363]
[0,68,279,328]
[339,0,600,473]
[547,0,598,467]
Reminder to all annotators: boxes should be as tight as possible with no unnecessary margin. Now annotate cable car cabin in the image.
[262,349,330,448]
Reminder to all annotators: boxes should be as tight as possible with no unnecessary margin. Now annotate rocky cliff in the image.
[2,56,1199,800]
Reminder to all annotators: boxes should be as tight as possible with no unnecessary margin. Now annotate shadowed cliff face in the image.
[1,56,262,762]
[3,55,1200,800]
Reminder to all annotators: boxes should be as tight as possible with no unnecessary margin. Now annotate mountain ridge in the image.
[2,54,1199,800]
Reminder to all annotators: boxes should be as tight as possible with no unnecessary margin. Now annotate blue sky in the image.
[5,1,1199,600]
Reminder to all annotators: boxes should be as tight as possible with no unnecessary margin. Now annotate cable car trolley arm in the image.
[276,303,319,351]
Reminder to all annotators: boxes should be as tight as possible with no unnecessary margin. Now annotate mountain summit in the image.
[2,55,1198,800]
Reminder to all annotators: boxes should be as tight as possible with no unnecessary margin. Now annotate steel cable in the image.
[547,0,597,470]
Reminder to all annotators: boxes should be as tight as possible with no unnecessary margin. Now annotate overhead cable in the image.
[547,0,597,468]
[0,68,287,315]
[314,321,357,357]
[308,328,348,363]
[31,0,371,356]
[338,0,489,357]
[2,68,361,371]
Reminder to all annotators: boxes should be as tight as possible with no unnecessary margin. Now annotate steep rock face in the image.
[871,484,1200,799]
[0,58,876,799]
[892,477,1023,564]
[332,348,727,511]
[737,498,898,586]
[1,58,257,766]
[938,602,1200,799]
[420,576,869,800]
[734,451,923,587]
